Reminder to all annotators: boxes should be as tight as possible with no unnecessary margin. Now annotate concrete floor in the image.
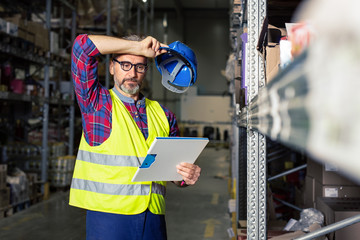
[0,147,232,240]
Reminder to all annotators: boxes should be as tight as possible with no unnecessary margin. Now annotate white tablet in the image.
[131,137,209,182]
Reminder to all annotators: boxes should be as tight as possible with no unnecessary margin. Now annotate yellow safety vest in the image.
[69,89,170,215]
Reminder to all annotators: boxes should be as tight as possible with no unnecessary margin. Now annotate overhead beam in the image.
[172,0,184,18]
[172,0,185,42]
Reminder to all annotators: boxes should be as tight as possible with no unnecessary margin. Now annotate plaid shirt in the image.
[71,34,179,146]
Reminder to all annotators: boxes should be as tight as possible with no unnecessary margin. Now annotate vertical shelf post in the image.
[245,0,267,239]
[68,8,77,156]
[144,0,148,34]
[41,0,52,190]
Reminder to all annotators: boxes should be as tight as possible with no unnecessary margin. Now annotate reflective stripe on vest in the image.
[151,182,166,196]
[71,178,166,197]
[77,150,144,167]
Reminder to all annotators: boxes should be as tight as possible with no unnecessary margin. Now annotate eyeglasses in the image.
[113,59,148,73]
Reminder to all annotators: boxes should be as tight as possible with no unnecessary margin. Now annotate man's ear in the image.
[109,60,115,75]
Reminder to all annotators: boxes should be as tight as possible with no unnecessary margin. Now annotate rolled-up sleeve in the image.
[71,34,111,114]
[71,34,112,146]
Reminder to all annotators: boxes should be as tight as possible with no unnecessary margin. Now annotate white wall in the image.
[179,87,232,139]
[149,10,230,122]
[180,92,231,123]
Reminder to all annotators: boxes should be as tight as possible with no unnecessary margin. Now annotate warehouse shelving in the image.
[0,91,72,105]
[0,0,77,195]
[230,0,360,239]
[0,0,156,192]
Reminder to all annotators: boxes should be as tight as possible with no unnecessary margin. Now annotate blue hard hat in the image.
[155,41,197,93]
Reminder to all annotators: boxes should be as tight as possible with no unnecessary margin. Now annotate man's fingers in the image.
[177,163,201,174]
[155,43,168,57]
[140,36,170,58]
[176,163,201,185]
[160,43,169,48]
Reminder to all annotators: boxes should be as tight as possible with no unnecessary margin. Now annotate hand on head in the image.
[140,36,168,58]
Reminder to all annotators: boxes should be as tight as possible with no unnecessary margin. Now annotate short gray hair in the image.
[123,35,146,41]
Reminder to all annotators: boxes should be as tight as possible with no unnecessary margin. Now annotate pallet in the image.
[50,185,70,192]
[0,205,13,219]
[30,193,44,205]
[0,195,44,219]
[12,200,31,213]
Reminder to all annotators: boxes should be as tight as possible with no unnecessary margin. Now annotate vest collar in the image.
[112,87,146,105]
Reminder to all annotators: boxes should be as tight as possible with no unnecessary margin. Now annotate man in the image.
[69,34,201,240]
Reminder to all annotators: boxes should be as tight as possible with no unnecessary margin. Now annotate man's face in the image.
[110,54,147,96]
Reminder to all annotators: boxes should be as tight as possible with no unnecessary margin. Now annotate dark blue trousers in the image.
[86,209,167,240]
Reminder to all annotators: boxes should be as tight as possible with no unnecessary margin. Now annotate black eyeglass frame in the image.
[112,59,148,73]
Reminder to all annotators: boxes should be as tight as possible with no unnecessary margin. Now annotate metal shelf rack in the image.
[230,0,360,239]
[0,0,77,190]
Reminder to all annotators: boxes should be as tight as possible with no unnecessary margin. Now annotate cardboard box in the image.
[305,175,360,209]
[10,17,36,43]
[233,4,242,14]
[316,197,360,240]
[237,229,326,240]
[0,164,7,171]
[50,31,59,54]
[27,21,49,51]
[5,16,33,43]
[0,164,7,190]
[6,21,18,36]
[271,223,325,240]
[257,17,287,83]
[237,229,295,240]
[0,17,19,36]
[307,158,357,186]
[305,175,316,208]
[315,181,360,198]
[0,187,10,208]
[0,18,7,33]
[266,44,280,82]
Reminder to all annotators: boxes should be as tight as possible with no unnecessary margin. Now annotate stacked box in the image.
[232,4,242,14]
[257,19,287,84]
[307,158,356,186]
[0,164,7,190]
[0,18,18,36]
[7,169,29,205]
[316,197,360,240]
[50,172,73,187]
[49,155,75,172]
[27,21,49,51]
[48,155,76,187]
[304,158,360,208]
[0,164,10,208]
[0,188,10,208]
[27,173,39,200]
[0,18,6,33]
[50,31,59,54]
[5,15,35,43]
[49,142,67,157]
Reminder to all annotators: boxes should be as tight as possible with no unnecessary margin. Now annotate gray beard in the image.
[117,79,140,95]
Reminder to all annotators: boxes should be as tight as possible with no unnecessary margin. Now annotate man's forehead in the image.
[116,54,147,63]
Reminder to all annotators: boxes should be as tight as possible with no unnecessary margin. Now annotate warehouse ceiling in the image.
[152,0,303,27]
[153,0,229,10]
[0,0,302,22]
[0,0,303,34]
[268,0,303,26]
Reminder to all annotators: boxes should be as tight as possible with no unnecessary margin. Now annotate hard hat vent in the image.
[155,41,197,93]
